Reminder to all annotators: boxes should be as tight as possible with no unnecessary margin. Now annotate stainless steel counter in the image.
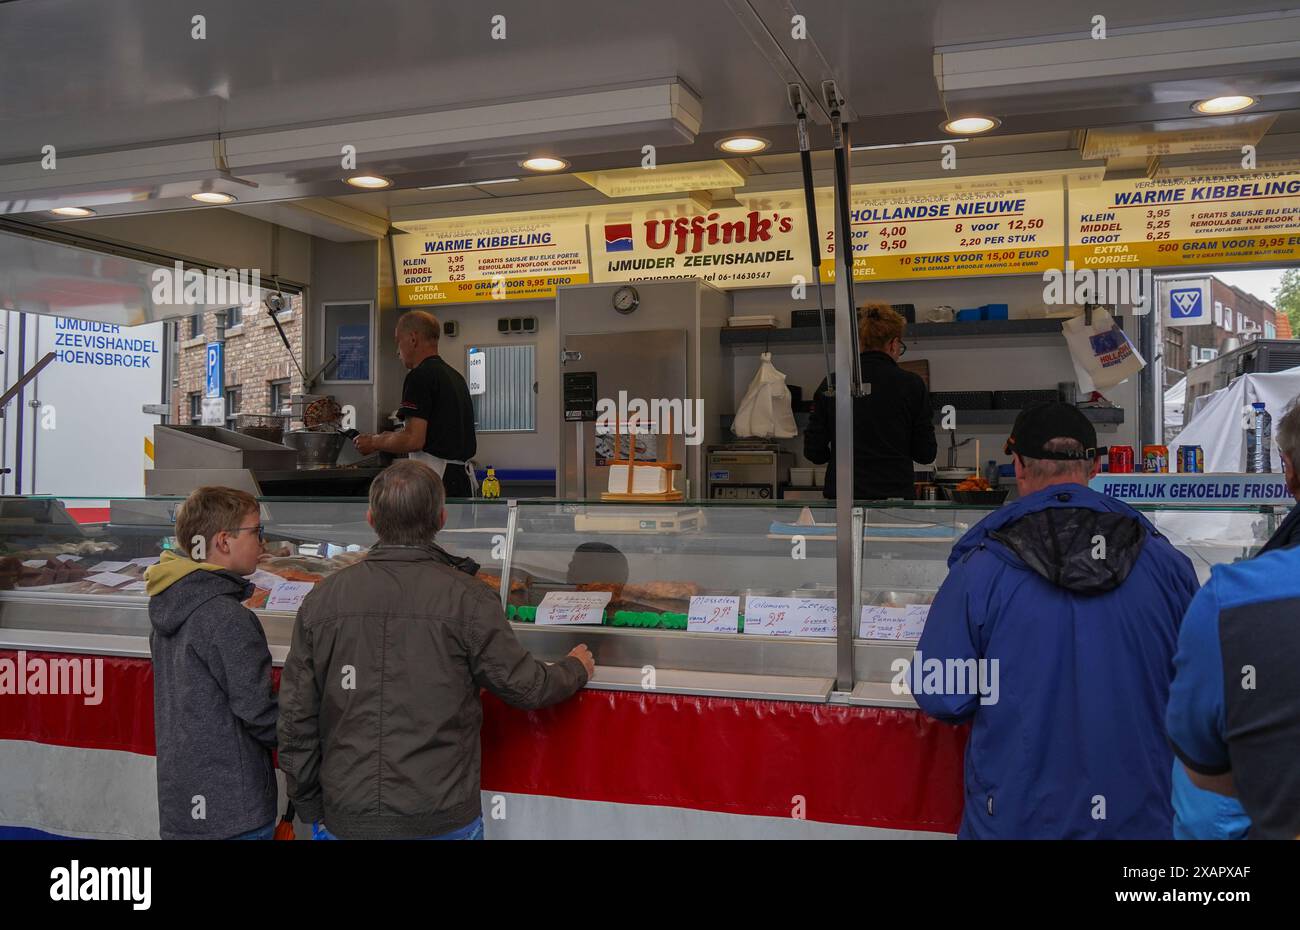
[0,592,917,707]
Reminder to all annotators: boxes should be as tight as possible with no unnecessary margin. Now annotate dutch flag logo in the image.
[604,223,634,252]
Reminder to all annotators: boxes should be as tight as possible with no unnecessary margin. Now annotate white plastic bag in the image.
[1061,307,1145,391]
[733,352,798,439]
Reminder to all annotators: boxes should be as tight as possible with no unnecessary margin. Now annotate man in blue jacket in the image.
[1167,544,1300,839]
[910,403,1199,838]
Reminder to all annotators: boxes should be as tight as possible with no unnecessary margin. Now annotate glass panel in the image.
[855,499,1282,647]
[0,497,512,613]
[507,501,837,638]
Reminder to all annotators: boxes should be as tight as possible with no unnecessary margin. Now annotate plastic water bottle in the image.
[481,466,501,499]
[984,459,1000,488]
[1247,403,1273,473]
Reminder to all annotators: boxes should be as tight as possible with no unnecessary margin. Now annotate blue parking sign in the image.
[205,342,223,398]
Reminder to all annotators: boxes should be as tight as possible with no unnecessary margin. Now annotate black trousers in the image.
[441,463,473,498]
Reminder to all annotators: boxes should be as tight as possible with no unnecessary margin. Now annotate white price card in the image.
[85,572,135,588]
[123,581,147,593]
[22,559,47,568]
[859,605,908,639]
[467,349,486,396]
[687,595,740,634]
[87,560,131,573]
[743,596,837,638]
[902,604,930,640]
[536,590,611,626]
[55,554,83,563]
[130,556,161,567]
[266,580,315,611]
[247,570,284,591]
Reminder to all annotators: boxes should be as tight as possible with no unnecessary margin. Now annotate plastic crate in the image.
[992,389,1060,409]
[791,308,834,328]
[931,390,994,410]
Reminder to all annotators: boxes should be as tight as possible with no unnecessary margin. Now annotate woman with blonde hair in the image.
[804,302,937,500]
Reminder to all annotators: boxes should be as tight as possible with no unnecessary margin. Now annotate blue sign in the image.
[335,325,370,381]
[205,342,223,398]
[1169,287,1204,319]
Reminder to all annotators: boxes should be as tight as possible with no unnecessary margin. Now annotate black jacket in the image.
[804,351,937,500]
[1258,503,1300,555]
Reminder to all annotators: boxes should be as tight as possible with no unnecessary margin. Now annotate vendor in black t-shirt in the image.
[354,310,478,497]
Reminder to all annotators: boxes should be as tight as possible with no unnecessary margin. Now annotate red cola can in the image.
[1108,445,1135,473]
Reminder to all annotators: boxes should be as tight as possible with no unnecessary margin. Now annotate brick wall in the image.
[1163,277,1280,389]
[170,293,305,425]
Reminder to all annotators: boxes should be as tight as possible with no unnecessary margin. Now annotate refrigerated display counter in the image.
[0,495,1283,839]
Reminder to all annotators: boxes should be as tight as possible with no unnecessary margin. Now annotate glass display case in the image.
[0,494,1286,704]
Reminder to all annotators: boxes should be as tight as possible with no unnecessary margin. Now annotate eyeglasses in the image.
[229,524,265,542]
[896,339,907,357]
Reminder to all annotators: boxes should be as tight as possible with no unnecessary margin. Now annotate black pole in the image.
[791,85,834,395]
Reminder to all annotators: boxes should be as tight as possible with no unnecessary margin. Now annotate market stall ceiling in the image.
[3,0,1300,229]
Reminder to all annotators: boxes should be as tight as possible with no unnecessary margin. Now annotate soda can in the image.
[1178,444,1204,473]
[1108,445,1134,473]
[1142,444,1169,473]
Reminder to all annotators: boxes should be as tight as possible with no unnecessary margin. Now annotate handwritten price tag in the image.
[87,561,131,573]
[860,605,907,639]
[266,580,315,611]
[860,604,931,640]
[85,571,136,588]
[536,590,611,626]
[247,570,284,591]
[902,604,930,639]
[687,595,740,634]
[743,596,836,638]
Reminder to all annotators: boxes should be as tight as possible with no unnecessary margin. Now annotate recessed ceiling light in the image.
[190,191,236,204]
[942,116,999,135]
[345,174,393,189]
[717,136,770,154]
[418,177,520,190]
[519,156,569,172]
[49,206,95,217]
[1193,95,1257,115]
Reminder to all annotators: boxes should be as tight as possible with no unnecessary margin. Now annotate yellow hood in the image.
[144,550,232,596]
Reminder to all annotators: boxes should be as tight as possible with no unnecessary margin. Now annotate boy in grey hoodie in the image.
[146,486,277,840]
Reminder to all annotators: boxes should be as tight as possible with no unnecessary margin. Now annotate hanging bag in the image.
[1061,306,1145,392]
[733,352,798,439]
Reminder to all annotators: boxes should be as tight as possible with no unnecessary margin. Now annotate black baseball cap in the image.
[1004,402,1100,461]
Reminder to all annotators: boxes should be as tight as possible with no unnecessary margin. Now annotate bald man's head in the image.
[395,310,441,368]
[396,310,441,342]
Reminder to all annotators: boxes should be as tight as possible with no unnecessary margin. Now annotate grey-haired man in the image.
[279,459,594,839]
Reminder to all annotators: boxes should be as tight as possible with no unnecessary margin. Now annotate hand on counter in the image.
[568,643,596,680]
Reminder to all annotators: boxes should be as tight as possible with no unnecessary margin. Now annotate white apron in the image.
[410,450,479,496]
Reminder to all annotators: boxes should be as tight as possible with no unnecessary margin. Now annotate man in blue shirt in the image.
[1167,544,1300,840]
[911,403,1199,838]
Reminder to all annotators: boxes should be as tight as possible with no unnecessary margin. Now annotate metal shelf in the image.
[933,407,1124,427]
[721,318,1071,347]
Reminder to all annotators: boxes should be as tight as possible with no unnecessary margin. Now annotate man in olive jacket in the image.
[278,460,595,840]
